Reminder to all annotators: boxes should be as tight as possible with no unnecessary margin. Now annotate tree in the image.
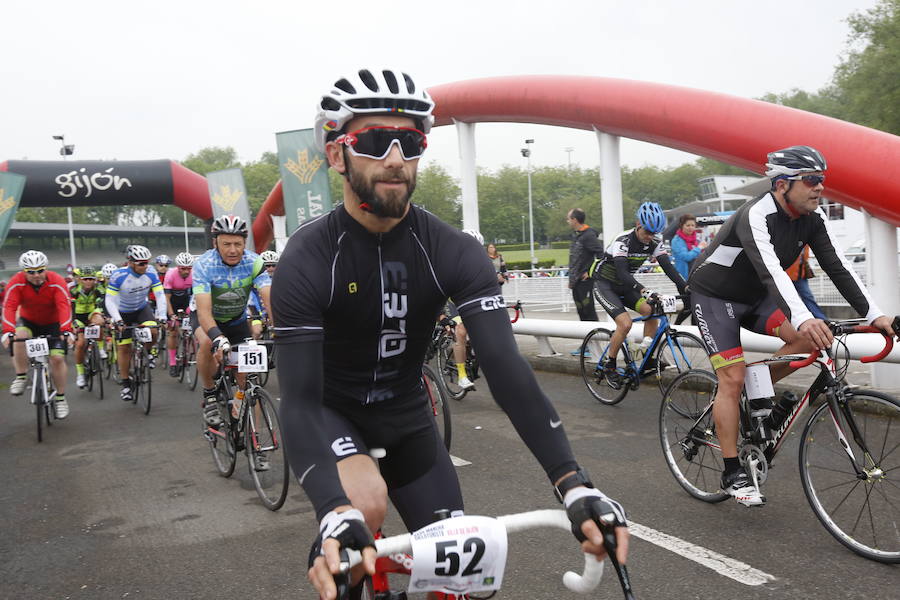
[181,146,241,175]
[412,164,461,225]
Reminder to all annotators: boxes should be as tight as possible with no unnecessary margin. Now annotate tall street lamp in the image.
[521,138,536,269]
[565,147,574,169]
[521,215,525,244]
[52,134,77,269]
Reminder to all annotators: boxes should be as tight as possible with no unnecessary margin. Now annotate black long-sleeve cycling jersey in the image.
[592,229,686,294]
[272,204,578,520]
[689,192,883,328]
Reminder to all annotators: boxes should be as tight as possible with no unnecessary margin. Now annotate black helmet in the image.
[765,146,827,178]
[211,214,248,237]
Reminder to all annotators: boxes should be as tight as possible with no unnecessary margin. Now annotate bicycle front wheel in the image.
[437,335,467,401]
[245,389,289,510]
[654,331,712,394]
[659,369,728,502]
[579,327,629,405]
[209,394,236,477]
[799,390,900,563]
[185,340,198,391]
[141,360,152,415]
[422,364,452,451]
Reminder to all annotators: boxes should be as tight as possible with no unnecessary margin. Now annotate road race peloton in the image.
[590,201,687,384]
[688,145,898,506]
[2,251,75,418]
[70,267,109,389]
[105,245,168,402]
[271,68,629,600]
[191,215,272,428]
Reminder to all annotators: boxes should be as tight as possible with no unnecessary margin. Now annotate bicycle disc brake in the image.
[739,444,769,485]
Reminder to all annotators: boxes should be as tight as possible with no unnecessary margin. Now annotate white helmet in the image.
[101,263,117,278]
[314,68,435,152]
[259,250,279,264]
[175,252,194,267]
[462,229,484,245]
[126,245,152,261]
[19,250,48,270]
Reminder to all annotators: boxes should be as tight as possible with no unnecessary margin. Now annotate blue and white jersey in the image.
[105,267,166,322]
[192,249,271,324]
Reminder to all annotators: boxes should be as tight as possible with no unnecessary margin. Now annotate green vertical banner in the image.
[0,171,26,248]
[276,128,332,234]
[206,168,255,250]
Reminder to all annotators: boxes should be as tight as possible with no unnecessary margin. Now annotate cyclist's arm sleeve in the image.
[657,254,686,294]
[53,283,73,332]
[2,283,21,334]
[807,211,883,323]
[613,256,642,292]
[149,274,167,321]
[105,282,122,323]
[464,307,578,483]
[276,340,351,520]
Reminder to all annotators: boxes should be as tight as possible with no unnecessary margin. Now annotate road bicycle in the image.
[435,322,479,402]
[104,333,119,383]
[13,336,62,443]
[422,363,452,451]
[580,295,710,405]
[80,323,105,400]
[203,338,290,510]
[121,324,156,415]
[659,317,900,563]
[170,311,199,390]
[335,509,633,599]
[507,299,524,324]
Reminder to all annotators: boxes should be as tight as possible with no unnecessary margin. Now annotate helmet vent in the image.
[358,69,379,92]
[334,78,355,94]
[383,70,399,94]
[402,72,415,94]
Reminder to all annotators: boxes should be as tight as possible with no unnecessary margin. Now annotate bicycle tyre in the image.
[130,348,142,406]
[86,344,95,393]
[245,389,289,510]
[422,364,452,451]
[94,344,104,400]
[659,369,729,502]
[798,390,900,563]
[141,360,152,415]
[209,392,237,477]
[177,340,187,383]
[436,334,467,401]
[654,331,712,395]
[35,370,45,442]
[186,341,198,391]
[579,327,629,405]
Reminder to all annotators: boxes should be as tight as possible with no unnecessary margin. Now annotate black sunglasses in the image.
[25,268,46,275]
[787,174,825,187]
[338,126,427,161]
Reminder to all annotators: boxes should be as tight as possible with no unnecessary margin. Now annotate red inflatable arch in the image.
[254,75,900,251]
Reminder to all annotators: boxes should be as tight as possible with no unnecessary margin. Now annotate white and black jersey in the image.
[689,192,882,329]
[594,229,684,294]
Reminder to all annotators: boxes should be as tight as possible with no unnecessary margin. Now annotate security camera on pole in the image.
[52,135,77,269]
[521,139,536,270]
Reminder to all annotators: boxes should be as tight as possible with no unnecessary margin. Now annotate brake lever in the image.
[599,517,636,600]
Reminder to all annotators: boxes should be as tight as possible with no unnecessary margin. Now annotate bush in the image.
[550,241,570,249]
[505,259,557,271]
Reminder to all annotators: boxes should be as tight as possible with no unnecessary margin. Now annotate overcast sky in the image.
[1,0,878,180]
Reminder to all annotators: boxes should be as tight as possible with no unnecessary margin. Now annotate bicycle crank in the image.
[739,444,769,485]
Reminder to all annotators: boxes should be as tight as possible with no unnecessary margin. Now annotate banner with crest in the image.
[0,171,26,249]
[275,128,332,235]
[206,168,255,250]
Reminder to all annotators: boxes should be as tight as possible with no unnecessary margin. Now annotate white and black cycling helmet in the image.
[259,250,279,265]
[175,252,194,267]
[19,250,48,270]
[765,145,827,178]
[126,245,152,261]
[462,229,484,245]
[314,68,435,152]
[211,214,248,237]
[155,254,172,266]
[101,263,118,278]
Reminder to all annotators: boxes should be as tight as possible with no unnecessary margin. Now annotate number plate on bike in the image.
[744,363,775,400]
[84,325,101,339]
[237,344,267,373]
[135,327,153,343]
[408,515,507,594]
[25,338,50,358]
[661,294,677,313]
[181,318,191,332]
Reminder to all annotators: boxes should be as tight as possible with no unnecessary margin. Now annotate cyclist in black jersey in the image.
[591,202,687,384]
[273,68,629,600]
[689,145,896,506]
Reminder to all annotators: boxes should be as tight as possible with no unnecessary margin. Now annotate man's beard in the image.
[346,159,416,219]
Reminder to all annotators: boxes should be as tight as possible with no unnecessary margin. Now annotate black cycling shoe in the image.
[169,364,179,378]
[603,362,623,390]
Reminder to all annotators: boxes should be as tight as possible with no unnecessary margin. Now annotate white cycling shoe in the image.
[10,377,27,396]
[54,398,70,419]
[98,347,108,359]
[76,373,86,388]
[722,470,766,507]
[458,376,475,390]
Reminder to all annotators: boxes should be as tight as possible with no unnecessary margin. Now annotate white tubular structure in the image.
[511,318,900,364]
[343,509,604,594]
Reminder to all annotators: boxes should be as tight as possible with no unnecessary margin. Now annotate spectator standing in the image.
[486,243,508,286]
[671,213,706,279]
[787,245,827,320]
[566,208,603,321]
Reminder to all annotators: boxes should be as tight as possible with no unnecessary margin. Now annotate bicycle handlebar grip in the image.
[789,351,820,368]
[562,554,605,593]
[851,325,895,363]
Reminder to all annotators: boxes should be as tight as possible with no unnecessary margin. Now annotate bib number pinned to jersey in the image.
[661,294,677,313]
[84,325,101,340]
[181,318,192,332]
[25,338,50,358]
[408,515,507,595]
[237,343,267,373]
[135,327,153,343]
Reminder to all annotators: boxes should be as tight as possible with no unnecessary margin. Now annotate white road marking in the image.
[629,522,777,586]
[450,455,472,466]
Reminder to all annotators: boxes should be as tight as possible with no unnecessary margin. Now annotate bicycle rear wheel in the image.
[208,393,237,477]
[659,369,728,502]
[799,390,900,563]
[422,364,452,450]
[579,327,629,405]
[245,389,289,510]
[437,335,467,401]
[654,331,711,394]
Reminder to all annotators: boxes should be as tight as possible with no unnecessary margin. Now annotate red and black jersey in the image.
[3,270,73,334]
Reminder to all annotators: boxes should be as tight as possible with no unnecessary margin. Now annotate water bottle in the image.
[767,391,799,431]
[638,336,653,356]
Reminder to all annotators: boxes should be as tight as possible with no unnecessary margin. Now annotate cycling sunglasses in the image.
[786,174,825,187]
[337,126,427,161]
[132,260,150,266]
[25,268,46,275]
[80,277,97,281]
